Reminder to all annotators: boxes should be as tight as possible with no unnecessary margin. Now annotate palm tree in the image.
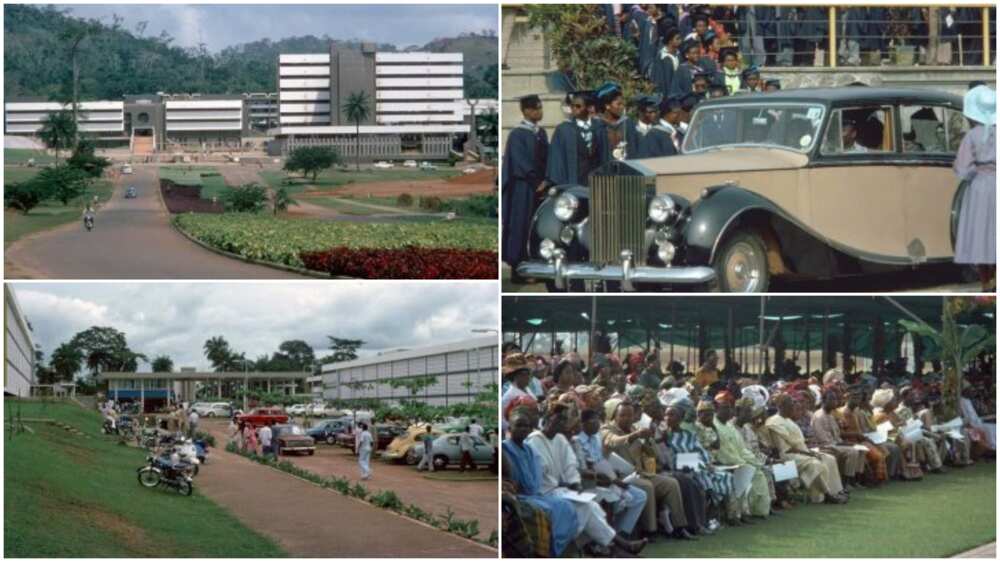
[50,342,84,382]
[341,91,371,171]
[203,336,232,371]
[38,111,77,160]
[151,355,174,373]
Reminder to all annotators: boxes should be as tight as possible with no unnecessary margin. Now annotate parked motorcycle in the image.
[136,453,194,496]
[173,438,202,475]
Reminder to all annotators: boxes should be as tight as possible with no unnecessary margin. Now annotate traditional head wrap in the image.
[503,394,537,420]
[502,353,531,378]
[808,384,822,405]
[741,384,770,410]
[870,388,894,409]
[604,397,625,422]
[714,390,735,406]
[822,368,845,385]
[696,399,715,412]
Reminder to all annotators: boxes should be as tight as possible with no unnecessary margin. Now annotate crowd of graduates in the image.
[500,336,996,557]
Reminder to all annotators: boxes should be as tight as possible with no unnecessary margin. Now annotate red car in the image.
[238,407,289,427]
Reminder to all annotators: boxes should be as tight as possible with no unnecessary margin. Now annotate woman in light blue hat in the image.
[954,85,996,290]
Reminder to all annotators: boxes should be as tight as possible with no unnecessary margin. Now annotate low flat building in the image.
[4,285,36,397]
[99,370,311,412]
[4,99,126,146]
[319,336,497,406]
[273,44,470,160]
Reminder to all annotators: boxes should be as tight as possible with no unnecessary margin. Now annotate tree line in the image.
[4,4,498,101]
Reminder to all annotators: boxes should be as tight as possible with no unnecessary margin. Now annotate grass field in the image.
[259,167,460,195]
[644,462,996,557]
[4,179,115,244]
[158,167,229,200]
[4,166,42,185]
[4,399,285,557]
[4,148,56,166]
[303,196,413,216]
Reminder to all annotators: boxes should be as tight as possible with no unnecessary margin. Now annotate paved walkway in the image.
[953,542,996,558]
[196,444,495,557]
[5,165,303,279]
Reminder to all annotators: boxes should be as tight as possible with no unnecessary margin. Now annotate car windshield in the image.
[683,103,825,154]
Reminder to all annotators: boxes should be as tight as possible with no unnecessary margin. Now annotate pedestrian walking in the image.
[188,409,200,438]
[244,423,257,454]
[259,423,274,458]
[459,427,475,472]
[468,418,484,439]
[417,424,436,472]
[953,85,996,290]
[357,422,374,480]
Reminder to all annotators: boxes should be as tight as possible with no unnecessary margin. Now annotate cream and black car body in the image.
[517,87,969,292]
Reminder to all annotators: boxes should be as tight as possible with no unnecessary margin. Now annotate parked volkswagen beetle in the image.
[516,87,970,292]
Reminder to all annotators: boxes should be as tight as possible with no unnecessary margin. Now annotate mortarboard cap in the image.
[765,79,782,89]
[634,94,663,110]
[519,94,542,110]
[595,81,623,103]
[741,65,761,79]
[660,95,684,113]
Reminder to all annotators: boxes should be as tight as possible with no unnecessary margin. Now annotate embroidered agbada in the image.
[811,408,866,479]
[525,431,617,547]
[664,427,734,505]
[502,439,579,556]
[715,419,772,516]
[765,413,844,502]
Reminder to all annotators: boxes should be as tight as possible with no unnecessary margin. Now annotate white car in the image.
[462,167,479,175]
[193,402,232,417]
[402,160,418,168]
[373,161,394,169]
[419,161,437,170]
[121,164,133,174]
[286,404,308,416]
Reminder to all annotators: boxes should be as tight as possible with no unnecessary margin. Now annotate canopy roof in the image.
[502,296,995,359]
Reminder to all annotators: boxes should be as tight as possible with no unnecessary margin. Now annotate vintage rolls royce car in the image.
[517,87,970,292]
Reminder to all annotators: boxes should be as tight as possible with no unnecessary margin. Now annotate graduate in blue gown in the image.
[546,91,609,186]
[636,5,660,79]
[503,410,578,557]
[632,95,677,159]
[655,96,685,154]
[596,82,638,161]
[501,95,548,269]
[671,39,704,97]
[650,27,682,98]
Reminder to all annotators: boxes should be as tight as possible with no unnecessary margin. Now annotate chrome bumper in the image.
[516,250,716,291]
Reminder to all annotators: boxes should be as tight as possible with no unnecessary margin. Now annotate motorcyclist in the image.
[83,207,95,230]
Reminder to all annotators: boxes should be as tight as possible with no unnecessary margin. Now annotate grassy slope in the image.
[645,462,996,557]
[4,399,285,557]
[260,168,461,196]
[157,167,229,200]
[4,149,56,165]
[4,178,115,245]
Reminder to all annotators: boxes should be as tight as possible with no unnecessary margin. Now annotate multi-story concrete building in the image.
[246,92,280,131]
[4,99,126,143]
[274,44,470,159]
[319,336,497,407]
[4,285,36,397]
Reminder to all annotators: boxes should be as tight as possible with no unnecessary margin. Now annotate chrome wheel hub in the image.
[725,242,762,292]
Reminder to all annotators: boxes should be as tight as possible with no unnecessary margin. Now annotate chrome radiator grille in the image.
[589,175,649,266]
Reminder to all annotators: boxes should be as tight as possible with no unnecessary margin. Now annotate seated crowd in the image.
[500,341,996,557]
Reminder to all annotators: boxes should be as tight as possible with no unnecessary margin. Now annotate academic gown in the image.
[637,12,660,78]
[604,115,640,161]
[633,125,677,158]
[501,124,548,266]
[546,119,610,186]
[650,50,678,97]
[671,61,703,97]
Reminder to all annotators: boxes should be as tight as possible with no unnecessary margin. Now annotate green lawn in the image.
[645,462,996,557]
[4,179,115,244]
[303,196,413,216]
[4,399,285,557]
[158,166,229,200]
[260,167,460,195]
[4,166,41,186]
[4,148,56,166]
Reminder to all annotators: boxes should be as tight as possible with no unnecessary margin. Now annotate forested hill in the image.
[3,4,498,100]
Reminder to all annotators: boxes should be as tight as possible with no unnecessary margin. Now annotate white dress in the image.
[953,124,996,264]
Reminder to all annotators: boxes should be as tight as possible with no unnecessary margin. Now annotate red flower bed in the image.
[161,179,224,214]
[300,246,498,279]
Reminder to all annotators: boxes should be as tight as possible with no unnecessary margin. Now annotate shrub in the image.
[396,193,414,207]
[200,171,221,177]
[67,140,111,178]
[4,182,46,214]
[222,183,268,213]
[350,482,369,500]
[369,489,404,511]
[299,246,498,279]
[418,196,443,211]
[193,430,216,447]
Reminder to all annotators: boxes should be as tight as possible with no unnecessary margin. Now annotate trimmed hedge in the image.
[299,246,498,279]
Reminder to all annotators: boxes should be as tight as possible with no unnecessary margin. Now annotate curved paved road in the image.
[6,165,303,279]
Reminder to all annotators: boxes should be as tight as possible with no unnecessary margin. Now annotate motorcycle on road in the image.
[83,214,95,232]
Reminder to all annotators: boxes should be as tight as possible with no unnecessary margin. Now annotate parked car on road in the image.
[373,161,394,169]
[286,404,307,416]
[237,407,289,427]
[271,424,316,456]
[121,164,133,175]
[306,417,353,445]
[517,87,970,293]
[192,402,232,418]
[402,160,418,168]
[382,425,443,464]
[411,433,493,470]
[419,161,437,170]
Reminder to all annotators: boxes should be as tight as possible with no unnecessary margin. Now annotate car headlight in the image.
[559,225,575,245]
[648,195,677,224]
[539,238,557,260]
[553,193,579,221]
[657,241,677,264]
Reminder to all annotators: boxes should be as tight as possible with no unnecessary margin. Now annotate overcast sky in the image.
[11,282,498,372]
[53,4,497,52]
